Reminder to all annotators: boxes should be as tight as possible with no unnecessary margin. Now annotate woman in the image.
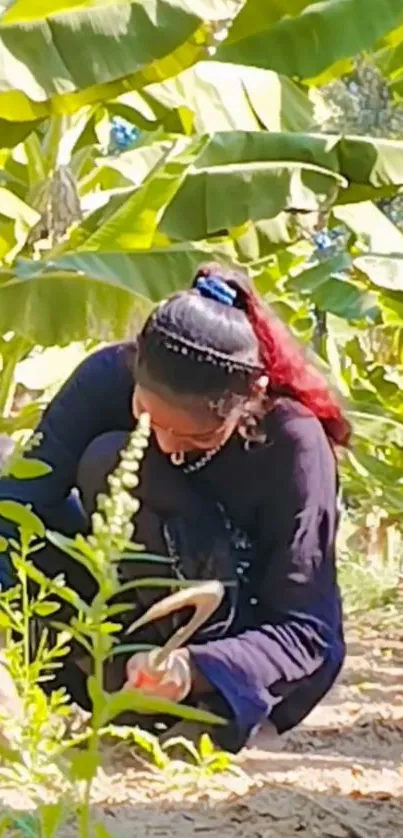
[0,263,350,753]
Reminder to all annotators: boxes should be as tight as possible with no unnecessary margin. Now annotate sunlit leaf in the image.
[67,750,100,782]
[215,0,403,81]
[0,245,215,345]
[33,601,61,617]
[95,824,115,838]
[0,0,239,120]
[81,138,201,252]
[0,612,12,629]
[355,253,403,293]
[334,202,403,254]
[161,133,403,240]
[119,551,171,564]
[139,61,327,133]
[9,458,52,479]
[39,803,65,838]
[199,732,215,760]
[0,187,39,226]
[101,685,226,726]
[0,118,42,149]
[0,499,44,537]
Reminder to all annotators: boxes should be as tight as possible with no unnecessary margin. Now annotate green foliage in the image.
[159,132,403,240]
[214,0,403,81]
[0,3,402,824]
[162,731,241,777]
[103,724,244,790]
[338,514,402,614]
[0,11,400,545]
[321,56,403,232]
[0,126,402,349]
[0,526,77,792]
[0,417,225,834]
[0,0,238,120]
[132,61,325,134]
[0,432,49,480]
[0,246,217,346]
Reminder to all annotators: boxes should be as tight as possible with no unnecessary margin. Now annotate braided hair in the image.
[135,262,351,447]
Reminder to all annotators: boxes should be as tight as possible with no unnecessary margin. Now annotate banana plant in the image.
[214,0,403,83]
[0,0,240,122]
[0,0,402,131]
[0,0,402,555]
[0,109,105,423]
[0,126,403,342]
[106,61,331,135]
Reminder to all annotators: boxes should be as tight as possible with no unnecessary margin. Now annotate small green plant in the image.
[0,499,82,792]
[338,551,401,614]
[0,415,225,836]
[163,731,244,780]
[0,433,74,794]
[45,414,225,836]
[103,724,245,795]
[337,511,402,614]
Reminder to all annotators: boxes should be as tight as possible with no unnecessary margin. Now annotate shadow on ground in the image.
[1,614,402,837]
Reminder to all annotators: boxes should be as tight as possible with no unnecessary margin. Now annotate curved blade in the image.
[126,580,225,667]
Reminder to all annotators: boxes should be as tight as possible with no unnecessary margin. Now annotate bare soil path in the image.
[2,611,402,837]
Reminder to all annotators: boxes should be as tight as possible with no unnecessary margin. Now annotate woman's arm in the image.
[0,344,135,583]
[187,413,345,751]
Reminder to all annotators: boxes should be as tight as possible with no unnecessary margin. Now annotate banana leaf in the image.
[215,0,403,81]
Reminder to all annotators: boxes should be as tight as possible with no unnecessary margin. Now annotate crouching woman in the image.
[0,263,349,752]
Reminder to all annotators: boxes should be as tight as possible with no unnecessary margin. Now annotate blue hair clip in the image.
[196,275,237,307]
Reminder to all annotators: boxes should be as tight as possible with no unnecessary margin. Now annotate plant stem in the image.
[43,114,64,172]
[79,789,91,838]
[20,541,31,698]
[79,613,105,838]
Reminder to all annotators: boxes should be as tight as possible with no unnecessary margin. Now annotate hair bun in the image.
[192,262,251,312]
[195,275,237,307]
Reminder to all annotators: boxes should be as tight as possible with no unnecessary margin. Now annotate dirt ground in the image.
[1,611,402,837]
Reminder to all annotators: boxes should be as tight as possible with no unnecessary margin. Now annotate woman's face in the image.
[133,386,240,455]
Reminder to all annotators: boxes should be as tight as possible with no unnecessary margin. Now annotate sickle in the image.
[125,580,225,668]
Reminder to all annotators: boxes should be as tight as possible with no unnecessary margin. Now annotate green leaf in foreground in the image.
[8,458,52,479]
[67,750,100,783]
[0,0,239,120]
[92,678,226,727]
[0,500,44,538]
[214,0,403,81]
[0,245,214,345]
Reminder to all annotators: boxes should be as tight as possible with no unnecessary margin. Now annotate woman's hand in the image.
[124,648,193,703]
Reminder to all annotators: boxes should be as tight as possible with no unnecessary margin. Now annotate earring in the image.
[170,451,185,467]
[255,374,269,394]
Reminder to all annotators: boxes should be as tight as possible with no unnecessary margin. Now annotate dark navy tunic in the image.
[0,343,345,749]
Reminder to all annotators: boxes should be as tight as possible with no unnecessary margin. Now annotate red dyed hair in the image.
[245,291,351,447]
[193,262,351,448]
